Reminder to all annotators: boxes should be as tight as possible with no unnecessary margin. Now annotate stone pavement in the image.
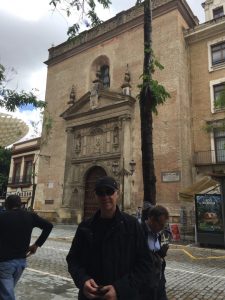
[15,224,225,300]
[16,269,76,300]
[32,224,77,242]
[166,248,225,300]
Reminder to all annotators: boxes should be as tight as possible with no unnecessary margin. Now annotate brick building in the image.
[34,0,225,223]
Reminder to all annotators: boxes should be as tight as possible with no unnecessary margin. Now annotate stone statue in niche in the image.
[95,135,102,153]
[113,127,119,145]
[121,64,131,96]
[89,127,104,154]
[68,85,76,105]
[75,134,81,153]
[90,70,102,110]
[90,83,99,109]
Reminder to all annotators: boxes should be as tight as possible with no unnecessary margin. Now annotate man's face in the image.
[148,215,168,233]
[95,186,118,213]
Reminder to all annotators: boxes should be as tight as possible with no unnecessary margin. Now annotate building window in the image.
[210,78,225,113]
[23,160,33,183]
[211,42,225,66]
[214,82,225,109]
[214,129,225,162]
[100,65,110,88]
[13,162,21,183]
[213,6,224,19]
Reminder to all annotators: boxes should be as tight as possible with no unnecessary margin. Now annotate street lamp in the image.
[112,158,136,211]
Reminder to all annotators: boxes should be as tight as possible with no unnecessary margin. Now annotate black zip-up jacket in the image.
[66,207,156,300]
[141,221,168,300]
[0,209,53,261]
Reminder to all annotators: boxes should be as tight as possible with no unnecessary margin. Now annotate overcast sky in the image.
[0,0,205,139]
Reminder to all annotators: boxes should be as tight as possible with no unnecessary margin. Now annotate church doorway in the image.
[84,166,107,219]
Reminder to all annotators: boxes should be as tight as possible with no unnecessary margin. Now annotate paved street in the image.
[15,226,225,300]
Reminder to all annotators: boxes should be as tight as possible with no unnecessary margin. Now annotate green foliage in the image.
[150,80,170,114]
[50,0,111,39]
[0,64,5,83]
[203,121,225,133]
[41,110,54,145]
[138,54,170,114]
[43,112,53,137]
[67,23,80,38]
[203,88,225,133]
[0,89,46,112]
[203,123,215,133]
[0,63,45,112]
[0,147,11,196]
[87,9,102,27]
[214,89,225,110]
[29,109,53,144]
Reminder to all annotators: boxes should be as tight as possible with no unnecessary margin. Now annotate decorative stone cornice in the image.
[65,127,75,133]
[184,16,225,43]
[12,145,40,155]
[201,0,213,9]
[65,115,130,131]
[64,100,134,122]
[119,114,132,122]
[72,153,120,164]
[60,90,135,121]
[45,0,198,66]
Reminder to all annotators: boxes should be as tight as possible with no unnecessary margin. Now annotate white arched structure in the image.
[0,112,29,147]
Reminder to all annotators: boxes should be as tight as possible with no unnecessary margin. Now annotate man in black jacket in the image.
[67,176,156,300]
[0,195,53,300]
[141,205,170,300]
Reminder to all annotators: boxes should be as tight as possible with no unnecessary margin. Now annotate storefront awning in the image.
[179,176,219,202]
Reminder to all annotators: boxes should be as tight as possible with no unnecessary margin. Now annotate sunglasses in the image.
[95,187,116,196]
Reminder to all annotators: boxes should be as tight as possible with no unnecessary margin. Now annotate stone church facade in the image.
[34,0,225,223]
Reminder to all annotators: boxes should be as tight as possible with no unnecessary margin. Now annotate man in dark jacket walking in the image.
[0,195,53,300]
[67,176,156,300]
[141,205,170,300]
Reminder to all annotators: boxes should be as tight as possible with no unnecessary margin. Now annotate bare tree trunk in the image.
[139,0,156,205]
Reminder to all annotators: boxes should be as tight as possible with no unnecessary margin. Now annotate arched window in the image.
[91,56,110,89]
[100,65,110,88]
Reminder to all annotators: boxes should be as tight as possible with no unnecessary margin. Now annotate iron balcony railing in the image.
[8,176,32,185]
[194,150,225,165]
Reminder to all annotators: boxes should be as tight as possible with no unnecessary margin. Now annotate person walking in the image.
[141,205,170,300]
[0,194,53,300]
[141,201,154,223]
[67,176,156,300]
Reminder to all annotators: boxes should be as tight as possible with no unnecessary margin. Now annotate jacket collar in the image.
[91,205,123,226]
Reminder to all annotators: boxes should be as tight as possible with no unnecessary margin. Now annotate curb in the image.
[169,243,225,257]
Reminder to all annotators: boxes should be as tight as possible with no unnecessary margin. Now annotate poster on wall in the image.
[169,224,181,241]
[195,194,224,233]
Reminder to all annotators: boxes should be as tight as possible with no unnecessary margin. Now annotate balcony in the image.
[8,176,32,187]
[194,150,225,165]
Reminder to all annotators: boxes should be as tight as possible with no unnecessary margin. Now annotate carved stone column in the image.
[120,115,132,210]
[62,127,74,207]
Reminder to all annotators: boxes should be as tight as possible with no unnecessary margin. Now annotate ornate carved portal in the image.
[84,166,107,219]
[61,89,135,222]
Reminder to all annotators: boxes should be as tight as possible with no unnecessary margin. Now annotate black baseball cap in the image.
[95,176,118,191]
